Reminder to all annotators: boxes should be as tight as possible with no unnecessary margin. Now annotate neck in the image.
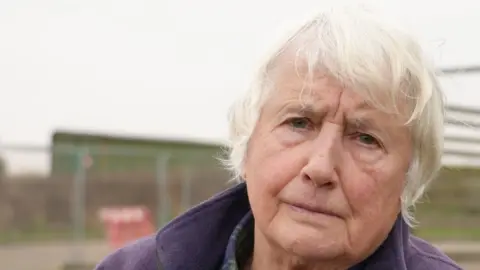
[249,226,348,270]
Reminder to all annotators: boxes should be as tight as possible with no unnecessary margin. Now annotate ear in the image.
[241,171,247,181]
[239,154,247,181]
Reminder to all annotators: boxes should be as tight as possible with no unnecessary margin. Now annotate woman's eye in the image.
[357,133,379,146]
[289,117,310,129]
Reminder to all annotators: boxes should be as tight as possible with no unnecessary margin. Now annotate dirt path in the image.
[0,241,110,270]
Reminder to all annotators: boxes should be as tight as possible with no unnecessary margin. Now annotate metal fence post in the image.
[70,147,88,264]
[181,166,192,213]
[156,154,170,227]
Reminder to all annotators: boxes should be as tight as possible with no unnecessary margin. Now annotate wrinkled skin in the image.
[244,59,413,270]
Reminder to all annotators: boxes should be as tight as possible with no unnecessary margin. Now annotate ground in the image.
[0,241,108,270]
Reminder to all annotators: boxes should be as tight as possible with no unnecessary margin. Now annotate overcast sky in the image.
[1,0,480,149]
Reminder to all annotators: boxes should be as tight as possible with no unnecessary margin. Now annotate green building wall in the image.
[50,131,226,176]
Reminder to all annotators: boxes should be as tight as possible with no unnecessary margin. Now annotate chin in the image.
[274,222,347,260]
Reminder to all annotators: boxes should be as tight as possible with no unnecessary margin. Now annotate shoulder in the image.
[94,235,159,270]
[407,236,462,270]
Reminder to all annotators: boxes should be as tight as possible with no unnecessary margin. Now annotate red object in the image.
[98,206,155,249]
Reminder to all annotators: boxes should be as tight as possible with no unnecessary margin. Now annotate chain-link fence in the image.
[0,143,233,270]
[415,105,480,244]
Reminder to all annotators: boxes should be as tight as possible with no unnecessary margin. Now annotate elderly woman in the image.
[96,6,461,270]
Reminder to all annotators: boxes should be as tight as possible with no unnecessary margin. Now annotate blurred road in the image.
[0,241,110,270]
[0,240,478,270]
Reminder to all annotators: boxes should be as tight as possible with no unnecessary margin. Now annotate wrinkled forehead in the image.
[262,39,415,123]
[262,69,406,131]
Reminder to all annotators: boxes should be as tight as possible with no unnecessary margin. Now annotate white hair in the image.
[224,5,445,227]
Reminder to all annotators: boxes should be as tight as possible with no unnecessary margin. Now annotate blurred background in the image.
[1,0,480,269]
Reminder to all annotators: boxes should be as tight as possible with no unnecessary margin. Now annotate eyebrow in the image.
[279,102,325,116]
[277,101,392,132]
[345,117,381,132]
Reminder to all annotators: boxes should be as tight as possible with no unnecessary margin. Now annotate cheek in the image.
[245,131,308,196]
[247,145,303,197]
[244,134,308,222]
[342,163,404,217]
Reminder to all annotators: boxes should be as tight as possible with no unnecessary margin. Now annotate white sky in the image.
[1,0,480,150]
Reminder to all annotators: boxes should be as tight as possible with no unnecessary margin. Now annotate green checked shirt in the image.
[220,211,254,270]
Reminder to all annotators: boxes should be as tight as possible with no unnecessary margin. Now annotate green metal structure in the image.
[50,130,225,175]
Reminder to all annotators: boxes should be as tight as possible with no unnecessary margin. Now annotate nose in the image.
[301,122,341,188]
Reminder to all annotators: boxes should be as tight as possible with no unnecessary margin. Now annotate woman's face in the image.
[244,59,413,267]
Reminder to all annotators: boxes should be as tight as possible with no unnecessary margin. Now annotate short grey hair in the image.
[224,5,444,227]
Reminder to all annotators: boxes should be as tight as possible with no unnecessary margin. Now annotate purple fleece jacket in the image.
[94,182,462,270]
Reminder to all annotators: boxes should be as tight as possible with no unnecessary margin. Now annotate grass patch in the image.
[0,226,104,245]
[414,227,480,241]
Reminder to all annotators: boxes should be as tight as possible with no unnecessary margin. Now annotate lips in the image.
[286,201,341,218]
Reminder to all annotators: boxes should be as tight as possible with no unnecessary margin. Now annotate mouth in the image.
[285,201,341,219]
